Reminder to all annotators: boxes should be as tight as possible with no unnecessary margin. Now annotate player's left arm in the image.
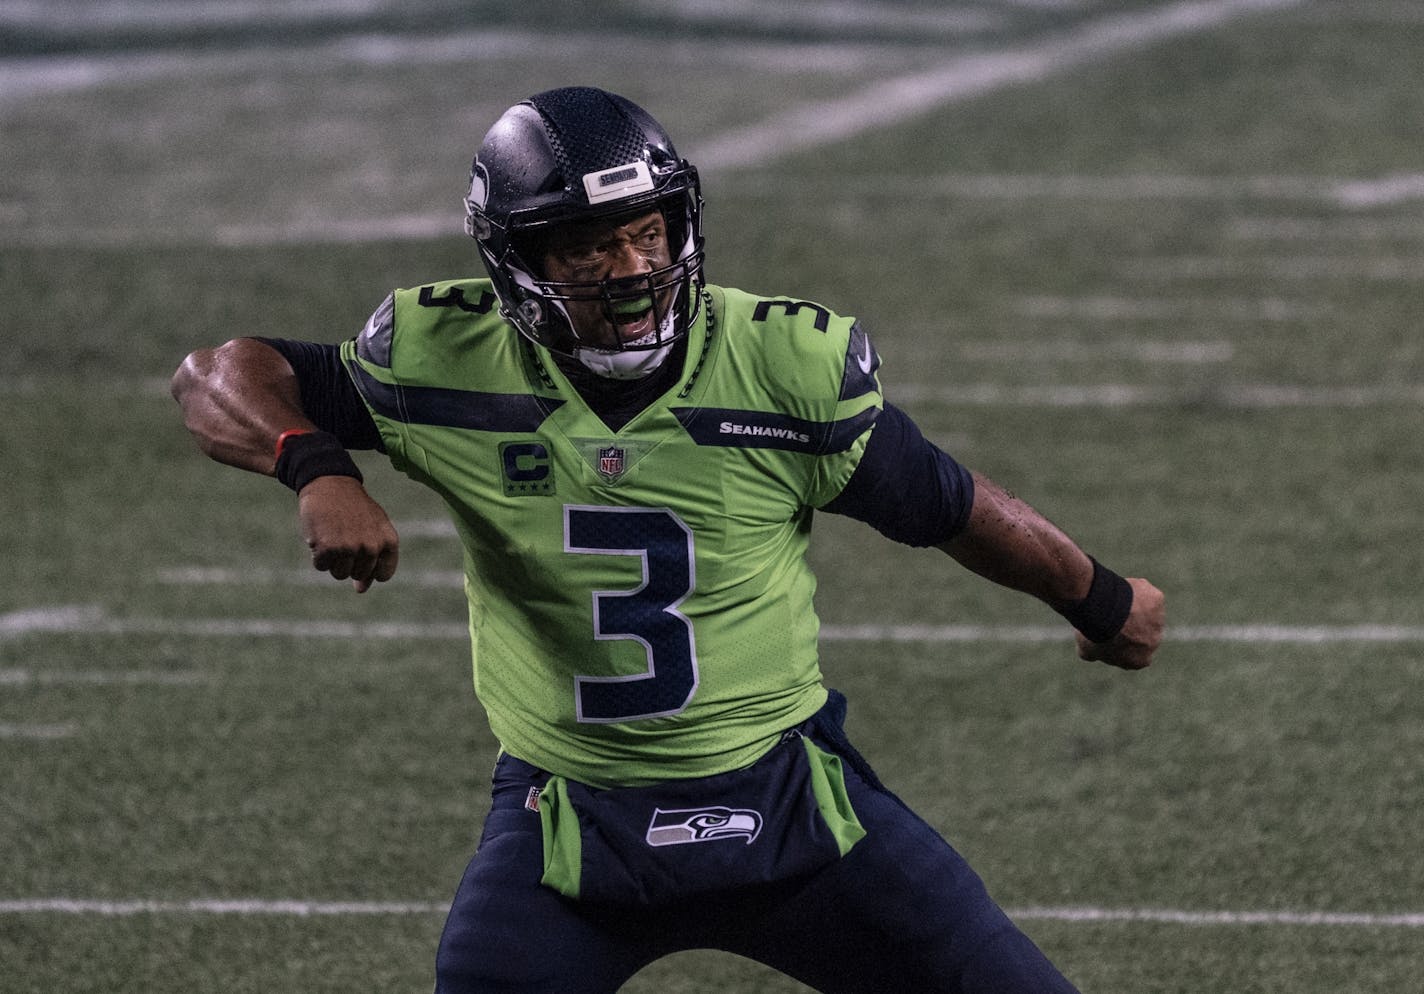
[821,402,1163,670]
[938,473,1164,670]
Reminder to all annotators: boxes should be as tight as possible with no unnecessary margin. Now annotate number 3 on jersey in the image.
[564,506,700,723]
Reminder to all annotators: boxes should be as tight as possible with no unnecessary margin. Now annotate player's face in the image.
[538,210,675,350]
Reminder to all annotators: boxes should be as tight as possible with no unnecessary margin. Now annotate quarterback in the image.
[173,86,1164,992]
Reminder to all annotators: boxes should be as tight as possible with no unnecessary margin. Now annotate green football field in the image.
[4,1,1422,991]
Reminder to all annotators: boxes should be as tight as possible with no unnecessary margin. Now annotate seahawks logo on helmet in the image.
[463,162,490,238]
[646,806,763,847]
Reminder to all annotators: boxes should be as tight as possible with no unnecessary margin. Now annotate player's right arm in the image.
[172,337,314,473]
[171,337,399,593]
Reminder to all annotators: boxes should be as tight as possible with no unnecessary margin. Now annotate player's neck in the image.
[553,337,689,432]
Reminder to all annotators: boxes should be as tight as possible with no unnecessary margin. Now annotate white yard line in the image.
[0,31,545,102]
[0,605,470,642]
[0,605,106,636]
[0,723,79,740]
[821,623,1424,644]
[630,0,1005,34]
[1009,906,1424,927]
[0,29,935,106]
[88,617,471,641]
[997,0,1095,9]
[0,668,204,686]
[732,172,1424,207]
[1010,296,1329,323]
[0,0,410,32]
[1,897,1419,926]
[212,213,458,247]
[695,0,1305,172]
[0,898,447,915]
[959,337,1237,363]
[5,607,1424,645]
[393,518,459,538]
[157,566,465,588]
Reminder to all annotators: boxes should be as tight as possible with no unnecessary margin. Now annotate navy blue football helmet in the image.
[465,87,705,375]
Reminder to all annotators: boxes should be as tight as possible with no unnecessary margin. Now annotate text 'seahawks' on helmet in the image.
[465,86,705,378]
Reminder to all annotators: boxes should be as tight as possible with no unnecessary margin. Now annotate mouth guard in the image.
[612,296,654,317]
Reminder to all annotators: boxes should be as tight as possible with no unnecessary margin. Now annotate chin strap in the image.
[574,338,676,379]
[573,307,680,379]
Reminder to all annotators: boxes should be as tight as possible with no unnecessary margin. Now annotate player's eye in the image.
[560,246,604,274]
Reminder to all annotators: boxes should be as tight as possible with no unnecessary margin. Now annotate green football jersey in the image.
[342,280,883,787]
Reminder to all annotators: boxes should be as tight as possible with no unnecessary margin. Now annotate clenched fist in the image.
[1076,577,1165,670]
[297,475,400,593]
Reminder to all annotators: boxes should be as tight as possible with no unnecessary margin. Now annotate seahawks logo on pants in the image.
[646,806,763,847]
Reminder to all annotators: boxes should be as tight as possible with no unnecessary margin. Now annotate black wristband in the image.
[274,430,363,493]
[1058,558,1134,643]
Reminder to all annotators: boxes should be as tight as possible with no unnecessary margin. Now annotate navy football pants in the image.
[434,713,1081,993]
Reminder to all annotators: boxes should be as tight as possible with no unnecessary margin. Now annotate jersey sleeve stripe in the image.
[345,358,563,432]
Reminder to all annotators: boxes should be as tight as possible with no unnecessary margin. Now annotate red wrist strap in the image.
[274,428,314,460]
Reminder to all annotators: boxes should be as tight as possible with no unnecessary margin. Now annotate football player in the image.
[173,86,1164,993]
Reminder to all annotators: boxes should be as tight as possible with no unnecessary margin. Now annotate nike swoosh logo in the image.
[855,337,874,375]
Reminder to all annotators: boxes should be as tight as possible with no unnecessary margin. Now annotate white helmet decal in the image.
[466,162,489,211]
[463,162,491,238]
[582,160,655,205]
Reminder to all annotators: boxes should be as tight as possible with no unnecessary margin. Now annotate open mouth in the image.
[610,296,657,341]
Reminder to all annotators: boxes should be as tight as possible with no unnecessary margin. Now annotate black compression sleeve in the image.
[254,338,383,451]
[820,402,974,547]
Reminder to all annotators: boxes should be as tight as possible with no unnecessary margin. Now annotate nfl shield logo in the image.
[597,446,626,481]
